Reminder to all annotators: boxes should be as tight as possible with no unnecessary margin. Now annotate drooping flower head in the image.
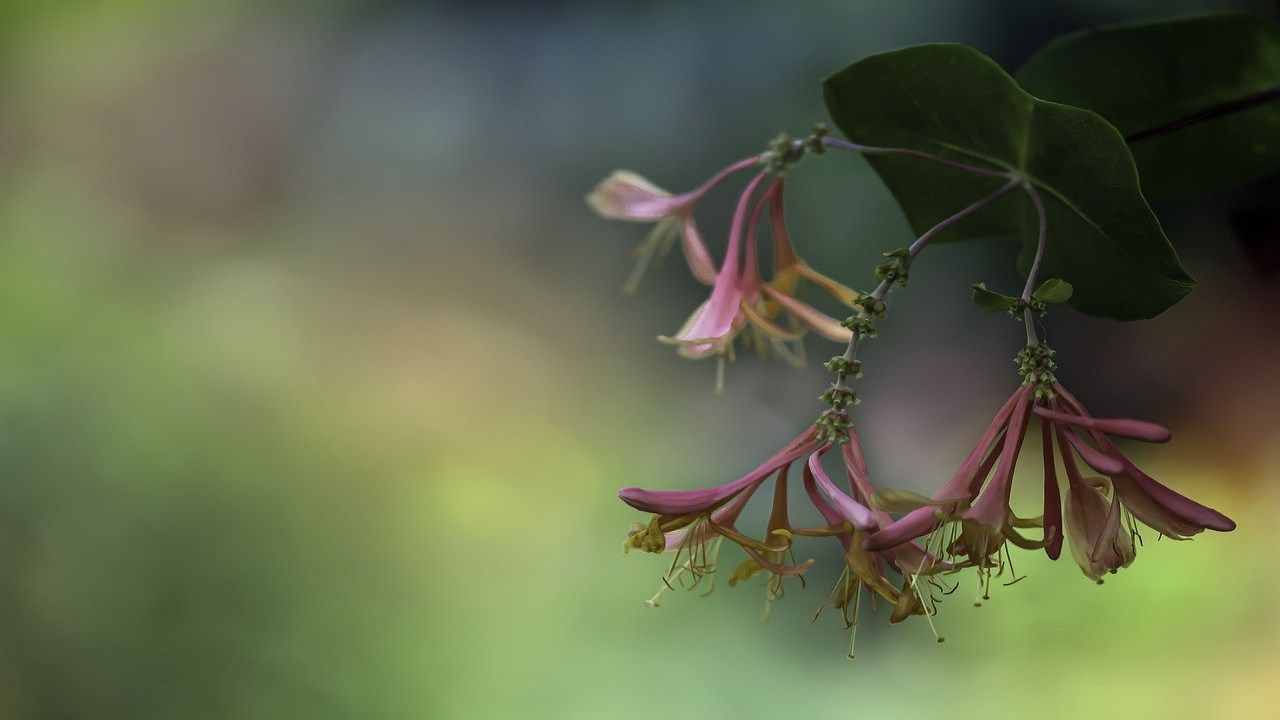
[865,342,1235,591]
[620,420,952,653]
[655,174,860,373]
[587,156,760,291]
[591,135,878,387]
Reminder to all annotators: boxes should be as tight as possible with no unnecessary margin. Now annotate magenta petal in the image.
[965,387,1034,526]
[933,386,1026,501]
[661,173,768,354]
[808,451,876,530]
[1102,439,1236,532]
[1052,389,1235,535]
[1059,426,1125,476]
[802,462,855,554]
[665,288,747,352]
[863,506,940,552]
[681,155,763,205]
[586,170,679,220]
[1041,419,1063,560]
[679,215,717,285]
[1034,406,1171,443]
[660,476,765,551]
[617,428,817,515]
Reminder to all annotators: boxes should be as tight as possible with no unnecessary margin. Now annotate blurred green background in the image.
[0,0,1277,717]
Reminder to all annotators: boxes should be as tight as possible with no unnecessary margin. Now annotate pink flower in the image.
[658,176,857,384]
[587,156,759,291]
[621,421,949,646]
[865,343,1234,586]
[655,172,770,360]
[593,161,864,384]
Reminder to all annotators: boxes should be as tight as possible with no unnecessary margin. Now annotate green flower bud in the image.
[853,291,887,318]
[823,357,863,378]
[820,385,860,409]
[841,316,877,337]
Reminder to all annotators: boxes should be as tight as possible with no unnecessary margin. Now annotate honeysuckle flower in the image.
[657,172,773,363]
[657,175,866,387]
[620,423,822,574]
[1048,383,1236,542]
[621,420,949,651]
[593,154,869,385]
[865,342,1234,589]
[587,156,760,291]
[754,179,861,344]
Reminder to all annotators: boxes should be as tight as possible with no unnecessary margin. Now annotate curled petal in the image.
[1059,426,1125,476]
[1003,521,1058,550]
[1109,474,1208,539]
[659,477,764,551]
[707,518,789,554]
[657,295,745,358]
[802,462,854,553]
[587,170,677,221]
[868,488,951,514]
[808,451,876,530]
[678,215,718,285]
[1052,387,1234,535]
[761,286,852,343]
[1102,438,1236,533]
[658,173,769,357]
[863,505,942,552]
[1034,406,1171,443]
[740,300,807,341]
[618,428,818,515]
[794,263,860,306]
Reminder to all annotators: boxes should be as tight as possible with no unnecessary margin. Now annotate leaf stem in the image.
[1020,181,1048,346]
[822,137,1011,178]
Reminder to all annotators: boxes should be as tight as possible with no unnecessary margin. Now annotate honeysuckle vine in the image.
[587,25,1272,656]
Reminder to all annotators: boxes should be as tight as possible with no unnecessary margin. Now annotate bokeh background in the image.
[0,0,1277,717]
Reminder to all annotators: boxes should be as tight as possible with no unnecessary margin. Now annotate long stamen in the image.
[811,563,851,625]
[699,537,724,597]
[909,572,946,643]
[647,560,691,607]
[847,580,863,660]
[1001,543,1026,586]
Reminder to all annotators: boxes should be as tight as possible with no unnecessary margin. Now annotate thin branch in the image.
[1125,86,1280,145]
[840,178,1020,362]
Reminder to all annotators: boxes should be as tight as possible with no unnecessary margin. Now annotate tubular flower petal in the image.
[587,157,760,287]
[620,418,949,647]
[599,162,866,381]
[866,342,1232,589]
[808,449,876,530]
[658,173,769,359]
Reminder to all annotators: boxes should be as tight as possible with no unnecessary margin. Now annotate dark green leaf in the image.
[1016,14,1280,197]
[971,283,1020,313]
[1032,278,1073,304]
[823,43,1193,320]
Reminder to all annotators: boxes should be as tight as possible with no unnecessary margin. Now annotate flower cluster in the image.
[587,128,862,389]
[620,423,950,651]
[618,341,1234,650]
[867,342,1234,588]
[589,129,1235,655]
